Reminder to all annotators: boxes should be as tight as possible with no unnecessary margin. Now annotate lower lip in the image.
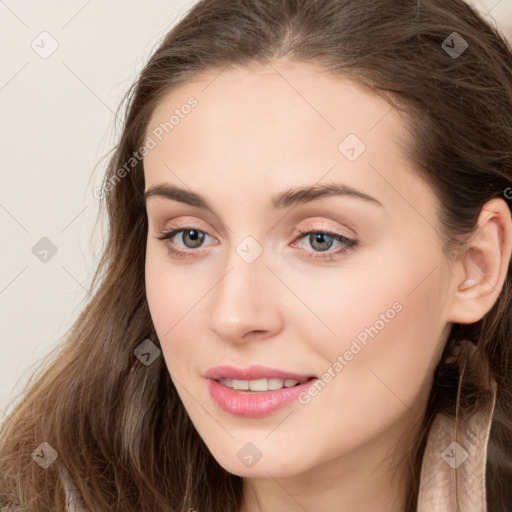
[207,378,318,418]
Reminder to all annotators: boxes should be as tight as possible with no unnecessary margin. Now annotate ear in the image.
[446,197,512,325]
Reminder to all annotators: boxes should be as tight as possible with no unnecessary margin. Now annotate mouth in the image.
[206,375,319,417]
[216,376,315,393]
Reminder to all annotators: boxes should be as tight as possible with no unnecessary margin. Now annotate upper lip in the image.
[204,365,317,382]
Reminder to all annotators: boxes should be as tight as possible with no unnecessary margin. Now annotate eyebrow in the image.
[141,182,383,212]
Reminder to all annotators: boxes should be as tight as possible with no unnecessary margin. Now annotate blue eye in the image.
[155,225,358,262]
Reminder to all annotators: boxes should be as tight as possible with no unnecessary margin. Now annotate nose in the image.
[208,243,283,344]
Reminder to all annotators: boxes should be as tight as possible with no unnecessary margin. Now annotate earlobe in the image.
[447,198,512,325]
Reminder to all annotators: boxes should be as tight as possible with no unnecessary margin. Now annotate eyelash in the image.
[155,223,358,262]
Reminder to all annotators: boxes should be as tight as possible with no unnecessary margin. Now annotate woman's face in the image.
[143,61,454,482]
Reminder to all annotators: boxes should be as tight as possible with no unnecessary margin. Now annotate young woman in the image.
[1,0,512,511]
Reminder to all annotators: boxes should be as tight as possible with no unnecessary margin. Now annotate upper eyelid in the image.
[156,214,356,234]
[159,221,351,236]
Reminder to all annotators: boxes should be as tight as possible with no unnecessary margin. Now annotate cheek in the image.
[145,248,184,364]
[145,245,169,330]
[322,269,440,362]
[145,247,213,377]
[145,241,195,324]
[310,247,448,434]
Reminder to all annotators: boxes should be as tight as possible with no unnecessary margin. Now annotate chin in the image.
[205,441,312,479]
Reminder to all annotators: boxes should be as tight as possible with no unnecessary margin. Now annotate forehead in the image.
[146,61,393,141]
[143,61,438,224]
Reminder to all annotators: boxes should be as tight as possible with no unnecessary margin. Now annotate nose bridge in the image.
[208,233,281,341]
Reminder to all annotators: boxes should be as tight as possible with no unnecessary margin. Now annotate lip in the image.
[204,365,317,382]
[207,377,318,417]
[204,365,319,418]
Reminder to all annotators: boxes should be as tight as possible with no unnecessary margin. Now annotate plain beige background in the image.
[0,0,511,421]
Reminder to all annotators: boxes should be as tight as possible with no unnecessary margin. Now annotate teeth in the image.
[232,379,249,390]
[218,377,306,391]
[269,378,287,390]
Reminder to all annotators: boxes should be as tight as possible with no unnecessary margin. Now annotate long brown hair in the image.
[1,0,512,510]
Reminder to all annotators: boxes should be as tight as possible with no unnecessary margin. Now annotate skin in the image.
[143,60,512,512]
